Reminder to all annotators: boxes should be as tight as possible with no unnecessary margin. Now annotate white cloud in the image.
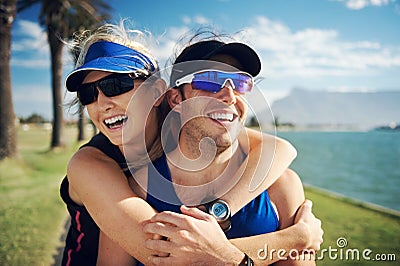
[182,16,191,25]
[11,58,50,68]
[193,15,210,25]
[331,0,393,10]
[11,20,77,70]
[237,16,400,79]
[12,20,47,53]
[152,26,190,66]
[13,84,51,103]
[181,15,211,26]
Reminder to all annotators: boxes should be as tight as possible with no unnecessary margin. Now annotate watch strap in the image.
[239,253,254,266]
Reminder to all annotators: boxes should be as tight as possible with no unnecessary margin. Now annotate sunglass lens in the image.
[231,77,253,93]
[192,80,222,93]
[78,84,98,105]
[99,75,134,97]
[77,74,135,105]
[192,71,253,93]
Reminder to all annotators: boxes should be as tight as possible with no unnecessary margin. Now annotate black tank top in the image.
[59,133,130,266]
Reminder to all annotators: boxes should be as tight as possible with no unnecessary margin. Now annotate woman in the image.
[61,21,322,265]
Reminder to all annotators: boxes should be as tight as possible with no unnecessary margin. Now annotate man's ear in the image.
[152,78,167,107]
[167,87,183,113]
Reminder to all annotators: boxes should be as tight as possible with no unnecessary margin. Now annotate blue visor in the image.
[66,41,156,92]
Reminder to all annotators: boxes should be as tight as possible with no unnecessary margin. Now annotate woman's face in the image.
[83,71,158,149]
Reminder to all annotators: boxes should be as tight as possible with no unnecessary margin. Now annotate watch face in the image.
[211,202,228,220]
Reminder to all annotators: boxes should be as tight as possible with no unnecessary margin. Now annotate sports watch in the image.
[198,199,232,232]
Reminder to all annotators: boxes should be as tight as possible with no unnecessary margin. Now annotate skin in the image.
[67,69,322,266]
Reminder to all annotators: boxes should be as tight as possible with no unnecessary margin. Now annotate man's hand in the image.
[143,205,244,265]
[293,200,324,251]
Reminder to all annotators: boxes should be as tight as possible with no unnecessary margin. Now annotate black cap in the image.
[170,40,261,87]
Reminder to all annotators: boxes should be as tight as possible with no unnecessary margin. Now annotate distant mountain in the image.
[268,88,400,130]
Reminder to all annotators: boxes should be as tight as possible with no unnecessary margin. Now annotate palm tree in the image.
[0,0,18,160]
[70,42,89,141]
[17,0,112,148]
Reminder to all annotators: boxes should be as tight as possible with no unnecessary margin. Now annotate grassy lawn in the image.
[305,186,400,265]
[0,125,84,266]
[0,126,399,265]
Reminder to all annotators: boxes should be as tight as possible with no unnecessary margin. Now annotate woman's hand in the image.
[293,200,324,252]
[144,206,244,265]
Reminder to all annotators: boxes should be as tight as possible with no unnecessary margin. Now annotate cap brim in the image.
[203,42,261,77]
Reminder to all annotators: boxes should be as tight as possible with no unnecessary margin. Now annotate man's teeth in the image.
[208,113,234,122]
[104,115,127,128]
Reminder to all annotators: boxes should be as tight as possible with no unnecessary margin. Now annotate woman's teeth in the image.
[104,115,128,129]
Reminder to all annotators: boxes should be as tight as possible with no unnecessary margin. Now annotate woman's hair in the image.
[73,20,158,71]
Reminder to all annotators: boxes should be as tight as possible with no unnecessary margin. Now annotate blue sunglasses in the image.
[175,69,254,94]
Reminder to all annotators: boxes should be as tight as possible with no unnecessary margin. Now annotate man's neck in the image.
[167,139,240,186]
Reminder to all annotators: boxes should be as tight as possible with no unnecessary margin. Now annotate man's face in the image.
[178,55,249,152]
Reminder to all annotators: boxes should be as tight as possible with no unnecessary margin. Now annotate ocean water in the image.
[277,131,400,211]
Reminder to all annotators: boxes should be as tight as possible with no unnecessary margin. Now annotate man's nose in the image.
[217,79,236,105]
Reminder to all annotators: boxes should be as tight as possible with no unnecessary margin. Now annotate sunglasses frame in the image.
[174,69,254,94]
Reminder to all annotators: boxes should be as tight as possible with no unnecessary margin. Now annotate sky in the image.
[11,0,400,120]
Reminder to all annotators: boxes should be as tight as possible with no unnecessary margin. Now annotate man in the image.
[141,38,322,265]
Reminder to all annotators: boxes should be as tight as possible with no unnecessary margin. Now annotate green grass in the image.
[0,126,399,265]
[305,186,400,265]
[0,125,84,266]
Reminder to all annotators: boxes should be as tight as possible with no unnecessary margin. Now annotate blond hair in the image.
[71,19,158,72]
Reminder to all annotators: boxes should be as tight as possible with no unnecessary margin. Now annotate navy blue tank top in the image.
[146,153,279,239]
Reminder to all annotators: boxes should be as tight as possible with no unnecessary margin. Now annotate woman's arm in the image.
[74,130,299,265]
[97,231,137,266]
[227,128,297,214]
[67,146,160,264]
[244,169,321,265]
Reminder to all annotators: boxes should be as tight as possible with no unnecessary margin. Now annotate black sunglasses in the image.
[77,73,141,105]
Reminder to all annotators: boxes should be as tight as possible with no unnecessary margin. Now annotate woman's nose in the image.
[96,89,114,110]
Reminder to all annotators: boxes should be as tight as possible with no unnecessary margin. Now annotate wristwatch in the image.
[198,199,232,232]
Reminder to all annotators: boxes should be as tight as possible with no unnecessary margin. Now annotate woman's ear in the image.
[152,78,167,107]
[167,87,183,113]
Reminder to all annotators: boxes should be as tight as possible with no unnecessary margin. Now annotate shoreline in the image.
[304,183,400,219]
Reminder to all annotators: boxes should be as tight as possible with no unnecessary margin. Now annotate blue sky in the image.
[11,0,400,119]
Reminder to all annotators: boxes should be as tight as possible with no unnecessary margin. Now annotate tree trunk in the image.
[47,26,65,148]
[0,0,18,160]
[77,104,86,141]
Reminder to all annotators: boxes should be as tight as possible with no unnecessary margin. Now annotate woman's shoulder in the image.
[69,145,109,165]
[67,145,118,183]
